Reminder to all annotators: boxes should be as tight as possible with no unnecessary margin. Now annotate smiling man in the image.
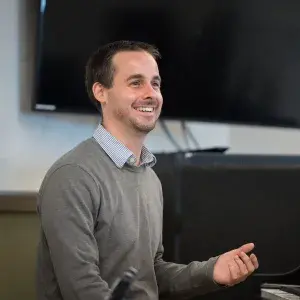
[36,40,259,300]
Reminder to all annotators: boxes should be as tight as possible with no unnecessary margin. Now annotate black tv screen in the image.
[34,0,300,128]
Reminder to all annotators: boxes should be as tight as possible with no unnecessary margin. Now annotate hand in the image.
[213,243,259,286]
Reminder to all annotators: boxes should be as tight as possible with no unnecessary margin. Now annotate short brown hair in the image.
[85,40,161,112]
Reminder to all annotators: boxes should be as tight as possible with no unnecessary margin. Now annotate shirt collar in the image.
[93,124,156,168]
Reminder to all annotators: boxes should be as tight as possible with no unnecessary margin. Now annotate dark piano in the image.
[261,283,300,299]
[153,152,300,300]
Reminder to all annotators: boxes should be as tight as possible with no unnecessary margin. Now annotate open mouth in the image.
[133,107,155,113]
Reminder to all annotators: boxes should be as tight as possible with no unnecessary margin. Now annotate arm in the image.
[154,240,222,299]
[38,164,111,300]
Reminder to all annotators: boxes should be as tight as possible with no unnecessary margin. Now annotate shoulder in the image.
[37,148,104,219]
[143,167,164,207]
[42,138,113,186]
[51,138,101,169]
[146,167,162,187]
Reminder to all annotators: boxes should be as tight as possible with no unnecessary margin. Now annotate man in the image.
[36,40,259,300]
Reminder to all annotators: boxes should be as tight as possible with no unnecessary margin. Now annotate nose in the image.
[142,82,157,99]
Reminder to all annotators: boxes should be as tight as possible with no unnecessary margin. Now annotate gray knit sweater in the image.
[36,138,221,300]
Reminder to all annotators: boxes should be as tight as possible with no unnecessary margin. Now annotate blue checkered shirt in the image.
[93,124,156,168]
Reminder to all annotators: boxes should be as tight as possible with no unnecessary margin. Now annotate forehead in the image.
[112,51,159,78]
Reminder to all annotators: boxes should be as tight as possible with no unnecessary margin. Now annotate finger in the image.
[234,255,248,277]
[250,253,259,269]
[239,252,255,273]
[238,243,255,254]
[228,261,241,284]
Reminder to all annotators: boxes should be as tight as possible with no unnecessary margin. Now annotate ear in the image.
[92,82,107,105]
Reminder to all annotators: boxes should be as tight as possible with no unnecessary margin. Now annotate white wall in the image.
[229,124,300,155]
[1,0,300,192]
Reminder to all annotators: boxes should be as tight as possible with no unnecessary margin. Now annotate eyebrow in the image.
[126,74,161,83]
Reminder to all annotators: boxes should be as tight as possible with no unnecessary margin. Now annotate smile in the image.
[134,107,154,113]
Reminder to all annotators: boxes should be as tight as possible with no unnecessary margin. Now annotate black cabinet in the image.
[153,152,300,299]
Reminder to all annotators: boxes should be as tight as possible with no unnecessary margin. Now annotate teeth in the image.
[136,107,154,112]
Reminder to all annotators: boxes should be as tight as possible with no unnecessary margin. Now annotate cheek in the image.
[107,90,132,109]
[157,93,163,106]
[118,89,137,106]
[114,107,130,119]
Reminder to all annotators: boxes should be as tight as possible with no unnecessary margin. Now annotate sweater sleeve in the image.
[38,164,111,300]
[154,241,222,299]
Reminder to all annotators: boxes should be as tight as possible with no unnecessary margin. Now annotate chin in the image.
[132,120,157,134]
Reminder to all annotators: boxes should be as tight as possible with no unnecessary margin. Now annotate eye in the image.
[130,80,141,87]
[152,81,161,89]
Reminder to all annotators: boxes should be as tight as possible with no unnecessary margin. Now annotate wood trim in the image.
[0,192,37,212]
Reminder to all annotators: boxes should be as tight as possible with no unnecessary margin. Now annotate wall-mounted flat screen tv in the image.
[33,0,300,128]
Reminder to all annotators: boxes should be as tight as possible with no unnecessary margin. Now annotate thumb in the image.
[238,242,255,254]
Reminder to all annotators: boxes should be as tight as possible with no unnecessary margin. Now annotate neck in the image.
[102,118,146,164]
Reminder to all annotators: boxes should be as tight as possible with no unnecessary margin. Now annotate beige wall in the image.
[0,212,39,300]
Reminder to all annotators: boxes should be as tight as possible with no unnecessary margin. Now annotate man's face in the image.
[102,51,163,134]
